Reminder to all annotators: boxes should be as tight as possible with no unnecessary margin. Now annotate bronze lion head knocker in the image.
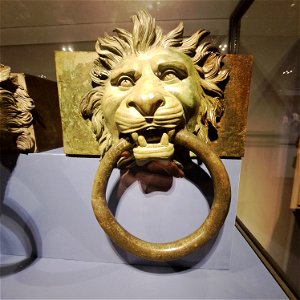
[81,11,230,261]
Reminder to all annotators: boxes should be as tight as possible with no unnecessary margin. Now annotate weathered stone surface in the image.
[56,52,252,157]
[55,51,99,155]
[211,54,253,157]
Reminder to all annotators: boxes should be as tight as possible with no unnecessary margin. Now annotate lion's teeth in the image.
[138,135,147,147]
[167,129,175,139]
[131,132,138,142]
[160,133,169,146]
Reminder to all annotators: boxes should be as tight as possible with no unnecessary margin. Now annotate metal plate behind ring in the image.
[91,129,231,261]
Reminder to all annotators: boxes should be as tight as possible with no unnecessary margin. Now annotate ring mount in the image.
[92,129,231,261]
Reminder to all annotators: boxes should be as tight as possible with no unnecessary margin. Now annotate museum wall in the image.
[237,0,299,294]
[0,0,234,81]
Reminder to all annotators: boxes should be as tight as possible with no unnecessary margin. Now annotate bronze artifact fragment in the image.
[0,65,63,153]
[76,10,236,261]
[0,64,35,152]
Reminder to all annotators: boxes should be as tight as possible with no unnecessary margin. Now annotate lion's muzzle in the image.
[115,92,185,164]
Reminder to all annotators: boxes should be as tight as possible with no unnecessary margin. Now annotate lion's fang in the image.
[131,132,138,142]
[167,129,175,140]
[160,133,169,146]
[138,135,147,147]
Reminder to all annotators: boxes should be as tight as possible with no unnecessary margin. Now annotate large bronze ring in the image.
[91,129,231,261]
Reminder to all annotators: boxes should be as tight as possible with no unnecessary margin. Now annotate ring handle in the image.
[91,129,231,261]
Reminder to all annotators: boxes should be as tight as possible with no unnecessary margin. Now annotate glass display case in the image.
[1,0,299,299]
[237,1,299,296]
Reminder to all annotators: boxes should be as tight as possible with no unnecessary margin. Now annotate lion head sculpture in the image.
[81,11,228,166]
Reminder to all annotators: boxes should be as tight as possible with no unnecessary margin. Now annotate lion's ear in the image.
[80,88,103,120]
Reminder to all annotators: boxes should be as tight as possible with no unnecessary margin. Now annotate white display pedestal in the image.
[0,150,287,299]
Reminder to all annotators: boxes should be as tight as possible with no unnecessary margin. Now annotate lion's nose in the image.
[127,92,165,116]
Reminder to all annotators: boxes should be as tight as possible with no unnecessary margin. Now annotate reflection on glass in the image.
[238,0,300,296]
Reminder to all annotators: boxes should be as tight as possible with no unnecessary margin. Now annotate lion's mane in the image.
[81,10,228,157]
[0,65,35,152]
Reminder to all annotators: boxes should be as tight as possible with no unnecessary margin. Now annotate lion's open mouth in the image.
[121,128,176,165]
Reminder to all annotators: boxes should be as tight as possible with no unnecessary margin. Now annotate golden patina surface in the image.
[92,129,230,261]
[80,10,229,162]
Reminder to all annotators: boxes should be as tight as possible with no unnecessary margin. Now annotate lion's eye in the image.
[117,76,134,88]
[159,69,182,82]
[161,71,178,81]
